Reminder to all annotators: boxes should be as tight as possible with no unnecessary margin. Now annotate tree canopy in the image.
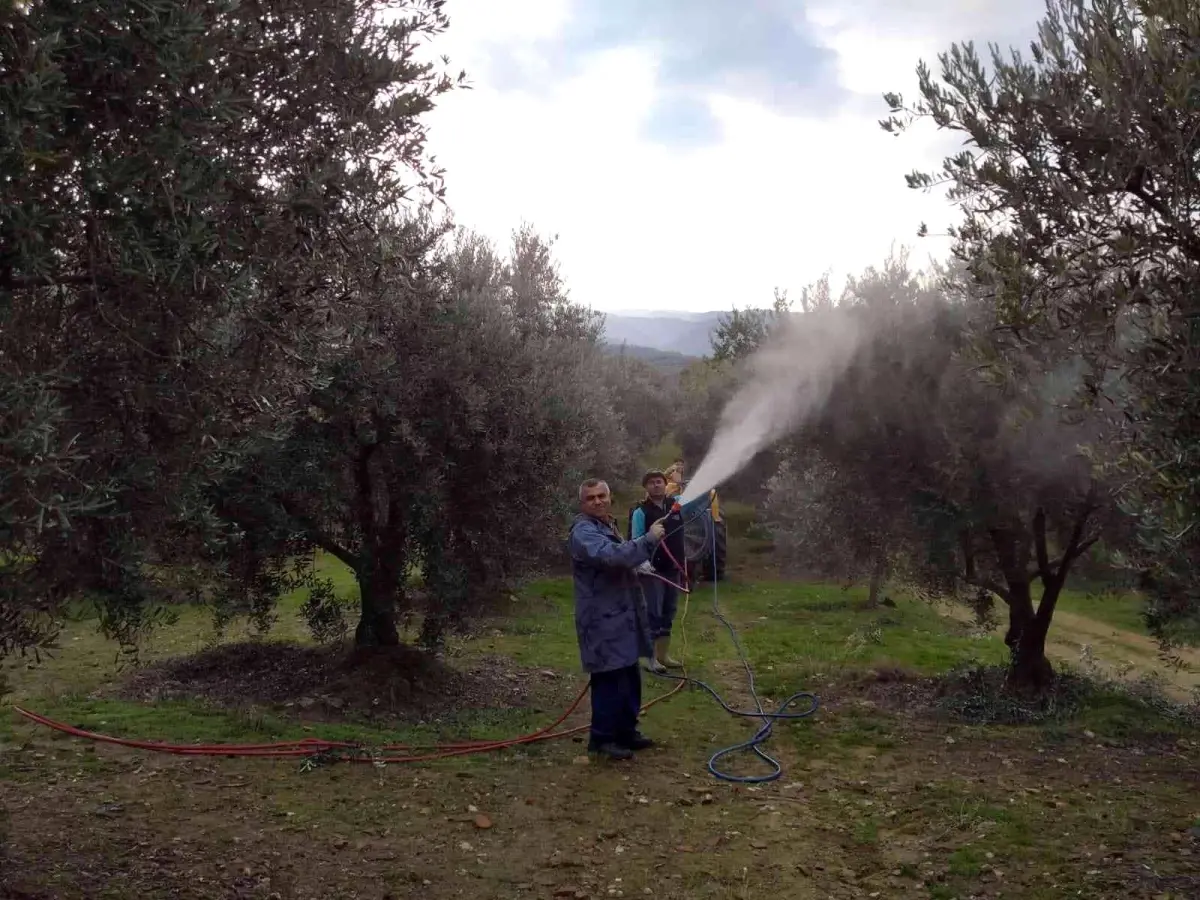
[1,0,466,656]
[208,221,629,647]
[882,0,1200,641]
[1,1,655,662]
[762,253,1120,689]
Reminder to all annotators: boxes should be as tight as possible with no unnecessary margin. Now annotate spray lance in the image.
[652,491,715,589]
[669,490,713,522]
[634,491,715,593]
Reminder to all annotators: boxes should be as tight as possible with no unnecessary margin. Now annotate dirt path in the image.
[940,604,1200,700]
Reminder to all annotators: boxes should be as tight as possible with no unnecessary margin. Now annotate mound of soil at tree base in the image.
[829,664,1200,739]
[829,665,1079,719]
[106,641,579,723]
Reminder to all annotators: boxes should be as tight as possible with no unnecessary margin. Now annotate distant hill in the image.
[601,311,725,357]
[602,342,697,376]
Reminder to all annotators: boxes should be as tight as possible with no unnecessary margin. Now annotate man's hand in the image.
[649,519,666,542]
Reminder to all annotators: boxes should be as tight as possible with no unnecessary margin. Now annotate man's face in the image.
[645,475,667,501]
[580,483,611,519]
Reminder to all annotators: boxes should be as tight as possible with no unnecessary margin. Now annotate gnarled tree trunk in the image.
[866,552,887,609]
[1000,577,1053,689]
[996,501,1097,694]
[354,557,402,647]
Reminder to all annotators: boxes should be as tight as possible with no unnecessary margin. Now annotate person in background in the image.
[629,470,684,672]
[705,487,727,583]
[568,478,666,761]
[664,460,686,498]
[664,460,727,583]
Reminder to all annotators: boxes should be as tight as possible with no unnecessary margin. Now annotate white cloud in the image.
[425,0,1044,312]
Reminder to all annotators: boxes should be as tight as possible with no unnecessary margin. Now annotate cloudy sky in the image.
[425,0,1047,313]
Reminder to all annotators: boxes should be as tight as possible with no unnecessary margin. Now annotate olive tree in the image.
[0,0,459,657]
[211,223,626,647]
[599,352,679,461]
[764,256,1119,690]
[881,0,1200,641]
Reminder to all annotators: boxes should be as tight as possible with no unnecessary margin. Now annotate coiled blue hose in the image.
[654,493,819,783]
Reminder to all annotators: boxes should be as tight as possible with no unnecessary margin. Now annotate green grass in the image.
[4,571,1200,900]
[483,578,1010,713]
[1056,588,1147,634]
[7,576,1166,752]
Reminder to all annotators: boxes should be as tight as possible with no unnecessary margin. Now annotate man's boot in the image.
[619,730,656,751]
[643,656,666,674]
[654,636,682,669]
[588,741,634,761]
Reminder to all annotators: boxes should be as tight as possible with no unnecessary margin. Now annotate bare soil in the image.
[3,704,1199,899]
[104,641,577,723]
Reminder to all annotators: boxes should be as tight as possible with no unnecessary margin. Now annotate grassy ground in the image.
[3,558,1200,900]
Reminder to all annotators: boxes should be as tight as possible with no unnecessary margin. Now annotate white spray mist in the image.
[681,311,866,503]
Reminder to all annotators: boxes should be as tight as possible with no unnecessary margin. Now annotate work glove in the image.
[648,519,666,542]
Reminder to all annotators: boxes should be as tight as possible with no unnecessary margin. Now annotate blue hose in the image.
[654,494,819,783]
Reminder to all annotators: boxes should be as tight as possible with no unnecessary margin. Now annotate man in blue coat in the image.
[568,478,666,760]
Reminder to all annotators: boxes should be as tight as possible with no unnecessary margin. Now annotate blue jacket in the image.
[567,514,656,673]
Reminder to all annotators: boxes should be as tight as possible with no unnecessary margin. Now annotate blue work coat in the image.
[567,514,656,673]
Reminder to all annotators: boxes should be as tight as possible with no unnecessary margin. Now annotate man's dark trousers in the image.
[588,664,642,747]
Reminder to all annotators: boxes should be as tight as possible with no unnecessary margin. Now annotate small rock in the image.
[749,840,768,850]
[473,814,493,830]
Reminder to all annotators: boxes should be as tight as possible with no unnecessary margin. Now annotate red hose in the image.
[11,677,686,764]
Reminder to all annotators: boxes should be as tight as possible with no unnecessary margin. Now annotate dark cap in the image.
[641,469,667,487]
